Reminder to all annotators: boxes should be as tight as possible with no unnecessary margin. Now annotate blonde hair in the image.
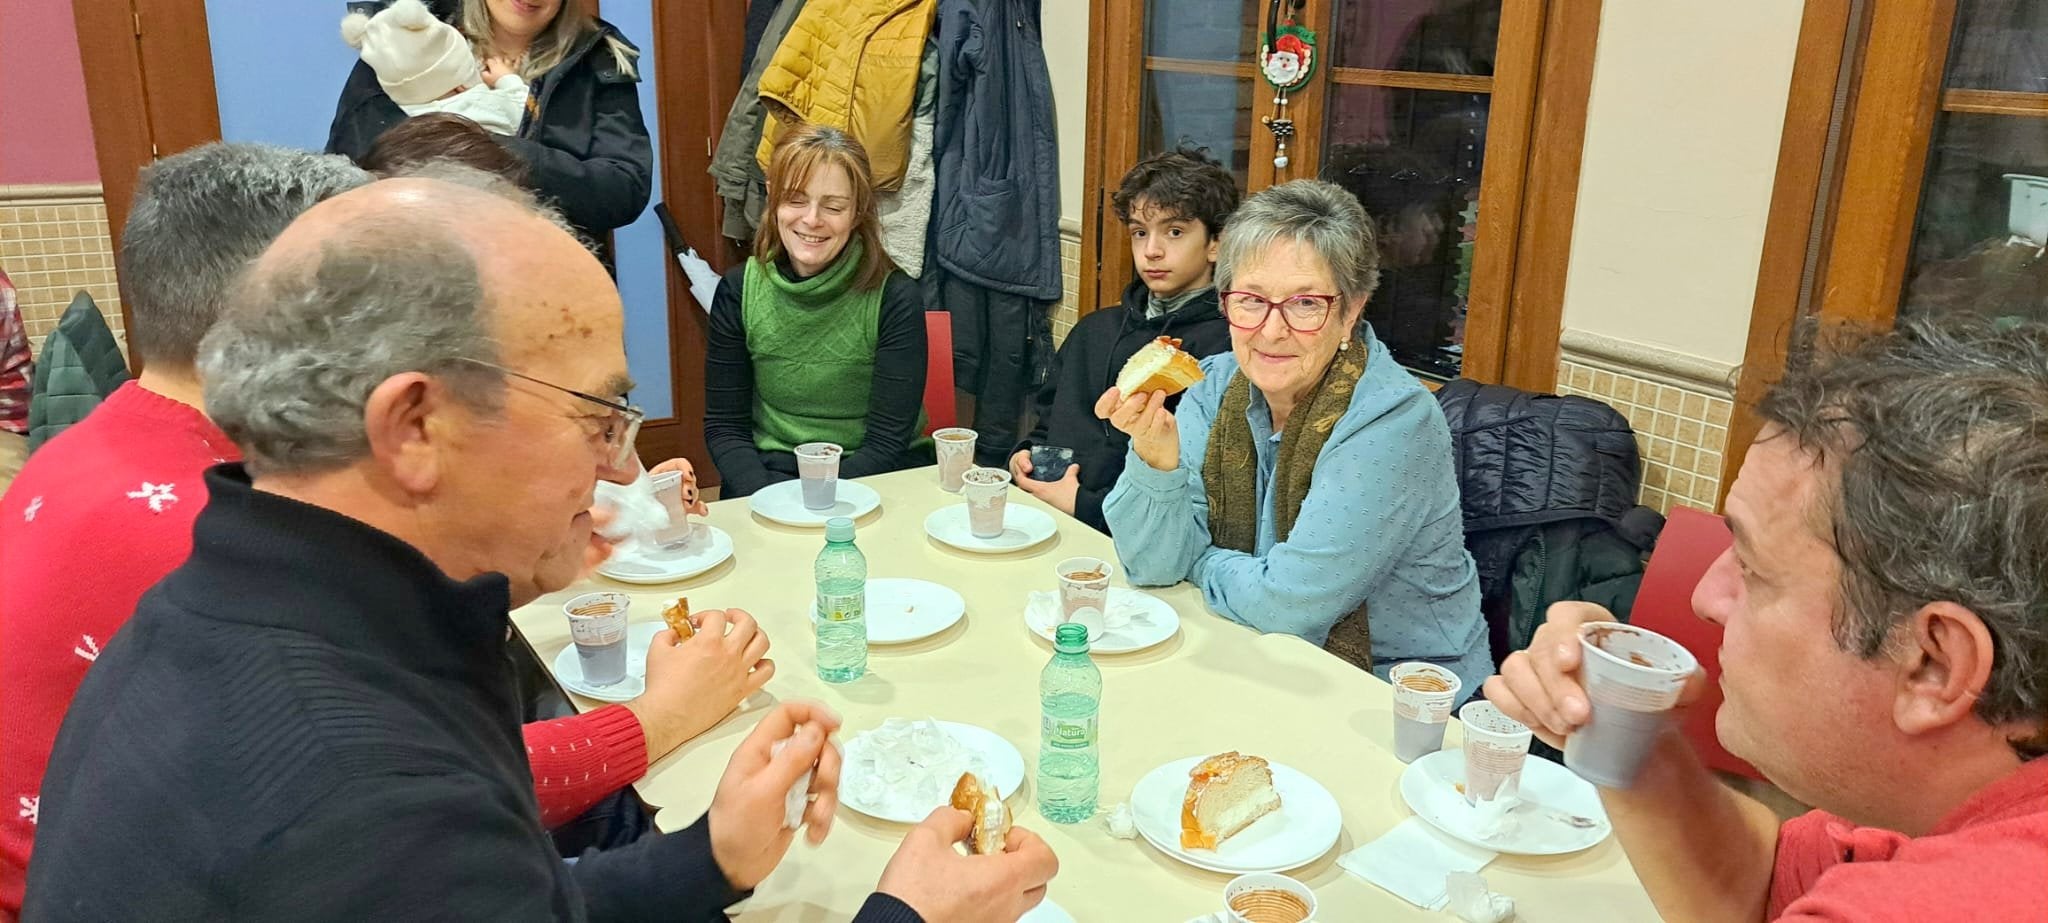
[460,0,636,82]
[754,124,893,292]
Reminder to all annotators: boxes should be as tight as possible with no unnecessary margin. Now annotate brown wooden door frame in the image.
[640,0,745,478]
[73,0,224,373]
[1722,0,1959,500]
[1078,0,1598,393]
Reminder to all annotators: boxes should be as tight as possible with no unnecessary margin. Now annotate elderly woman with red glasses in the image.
[1098,179,1489,697]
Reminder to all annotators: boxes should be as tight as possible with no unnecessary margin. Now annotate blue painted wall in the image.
[204,0,674,418]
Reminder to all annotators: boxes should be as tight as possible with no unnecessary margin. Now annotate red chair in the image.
[1628,505,1762,780]
[922,311,956,435]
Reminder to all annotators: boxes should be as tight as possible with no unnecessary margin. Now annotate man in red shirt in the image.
[0,145,762,917]
[1487,318,2048,921]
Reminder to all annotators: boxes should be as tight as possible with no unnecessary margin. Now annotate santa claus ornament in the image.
[1258,0,1318,169]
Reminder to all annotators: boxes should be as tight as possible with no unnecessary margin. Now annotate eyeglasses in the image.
[452,358,644,472]
[1221,291,1342,333]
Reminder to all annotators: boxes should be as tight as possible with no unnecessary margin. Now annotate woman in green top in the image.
[704,124,930,497]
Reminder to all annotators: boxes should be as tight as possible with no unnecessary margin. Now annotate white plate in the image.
[1132,755,1343,874]
[923,503,1058,553]
[810,578,966,644]
[596,524,735,584]
[1398,748,1612,855]
[1025,588,1180,654]
[749,478,882,526]
[1018,899,1075,923]
[839,721,1026,823]
[550,621,664,703]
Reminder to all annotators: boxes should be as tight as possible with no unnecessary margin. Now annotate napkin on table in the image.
[1338,817,1498,910]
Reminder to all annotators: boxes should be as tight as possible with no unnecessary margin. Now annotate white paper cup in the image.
[563,592,630,687]
[933,427,978,492]
[794,442,842,511]
[1224,872,1318,923]
[1054,557,1112,623]
[959,466,1011,538]
[1565,622,1700,788]
[1390,662,1462,763]
[648,470,694,547]
[1460,700,1533,805]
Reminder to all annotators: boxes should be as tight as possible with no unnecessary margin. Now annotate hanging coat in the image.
[754,0,939,191]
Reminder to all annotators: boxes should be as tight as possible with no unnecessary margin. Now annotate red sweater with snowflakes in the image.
[0,383,647,917]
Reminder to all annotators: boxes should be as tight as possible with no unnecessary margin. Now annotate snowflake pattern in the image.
[126,482,179,513]
[17,795,36,826]
[22,496,41,521]
[74,635,101,663]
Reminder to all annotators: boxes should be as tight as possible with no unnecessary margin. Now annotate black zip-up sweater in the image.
[1014,277,1231,533]
[24,465,921,923]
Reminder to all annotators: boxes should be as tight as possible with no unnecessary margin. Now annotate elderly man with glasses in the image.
[22,175,1058,921]
[1099,179,1490,696]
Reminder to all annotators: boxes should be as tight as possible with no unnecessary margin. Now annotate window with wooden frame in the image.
[1728,0,2045,492]
[1079,0,1602,390]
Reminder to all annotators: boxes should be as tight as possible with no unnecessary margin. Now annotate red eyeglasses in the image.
[1221,291,1341,333]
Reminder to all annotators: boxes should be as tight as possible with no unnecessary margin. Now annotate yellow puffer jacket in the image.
[755,0,937,190]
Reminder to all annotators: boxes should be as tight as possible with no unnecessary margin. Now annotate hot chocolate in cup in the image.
[1223,873,1318,923]
[933,428,978,492]
[1565,622,1700,788]
[1054,557,1113,623]
[1390,662,1462,762]
[794,442,842,511]
[959,466,1012,539]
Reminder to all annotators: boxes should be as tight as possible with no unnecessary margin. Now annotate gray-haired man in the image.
[1486,318,2048,921]
[24,176,1058,922]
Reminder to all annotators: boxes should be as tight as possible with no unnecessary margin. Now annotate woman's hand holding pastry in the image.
[1094,387,1178,472]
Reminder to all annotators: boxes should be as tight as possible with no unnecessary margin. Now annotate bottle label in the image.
[818,591,864,622]
[1042,713,1097,750]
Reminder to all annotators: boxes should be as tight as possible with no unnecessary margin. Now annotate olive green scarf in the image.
[1202,344,1374,669]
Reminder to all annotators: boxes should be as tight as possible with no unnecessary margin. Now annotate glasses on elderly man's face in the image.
[1221,291,1342,333]
[453,358,644,472]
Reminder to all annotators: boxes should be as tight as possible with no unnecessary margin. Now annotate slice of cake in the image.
[1116,336,1205,398]
[1180,751,1283,850]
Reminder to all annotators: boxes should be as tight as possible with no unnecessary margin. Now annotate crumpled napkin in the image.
[1447,871,1516,922]
[592,465,673,552]
[1337,817,1497,910]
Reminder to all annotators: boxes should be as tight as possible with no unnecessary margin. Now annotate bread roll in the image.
[950,771,1011,854]
[1116,336,1204,398]
[1180,751,1282,850]
[661,598,695,640]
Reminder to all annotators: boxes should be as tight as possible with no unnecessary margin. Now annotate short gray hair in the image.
[1759,317,2048,757]
[122,143,370,367]
[197,216,504,477]
[1216,179,1382,326]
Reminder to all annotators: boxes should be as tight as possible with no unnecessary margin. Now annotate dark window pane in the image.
[1900,111,2048,325]
[1331,0,1501,75]
[1139,72,1257,189]
[1145,0,1262,62]
[1320,85,1489,378]
[1944,0,2048,93]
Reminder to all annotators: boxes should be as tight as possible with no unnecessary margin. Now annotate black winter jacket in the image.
[326,15,654,267]
[1014,279,1230,533]
[928,0,1062,300]
[1435,379,1660,662]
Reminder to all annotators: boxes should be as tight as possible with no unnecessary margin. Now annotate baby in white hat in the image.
[342,0,528,135]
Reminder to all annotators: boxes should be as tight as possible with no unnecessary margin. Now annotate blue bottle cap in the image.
[1054,621,1090,652]
[825,517,856,542]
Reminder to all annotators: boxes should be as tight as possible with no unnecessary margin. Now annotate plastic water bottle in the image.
[814,516,867,683]
[1037,622,1101,823]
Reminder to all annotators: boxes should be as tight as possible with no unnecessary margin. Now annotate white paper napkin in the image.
[1338,817,1498,910]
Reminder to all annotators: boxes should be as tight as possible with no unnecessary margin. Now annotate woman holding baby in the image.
[326,0,652,270]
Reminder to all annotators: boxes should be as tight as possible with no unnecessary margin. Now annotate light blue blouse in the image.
[1103,333,1491,699]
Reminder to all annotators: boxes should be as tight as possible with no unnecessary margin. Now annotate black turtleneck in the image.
[25,466,850,921]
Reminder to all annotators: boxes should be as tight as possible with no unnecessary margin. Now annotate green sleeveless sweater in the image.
[741,242,888,453]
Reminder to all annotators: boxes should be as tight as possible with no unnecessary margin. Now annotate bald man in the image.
[23,179,1055,923]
